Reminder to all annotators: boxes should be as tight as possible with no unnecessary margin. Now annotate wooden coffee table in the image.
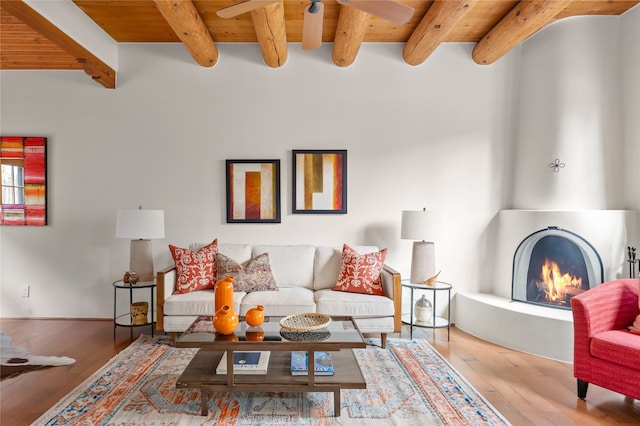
[175,316,367,417]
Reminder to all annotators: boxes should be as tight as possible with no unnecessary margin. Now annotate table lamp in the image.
[401,209,436,284]
[116,207,165,282]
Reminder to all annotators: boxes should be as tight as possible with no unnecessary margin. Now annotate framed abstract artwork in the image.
[292,150,347,214]
[226,159,281,223]
[1,136,47,226]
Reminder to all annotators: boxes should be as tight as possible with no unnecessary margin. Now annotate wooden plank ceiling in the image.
[1,0,638,89]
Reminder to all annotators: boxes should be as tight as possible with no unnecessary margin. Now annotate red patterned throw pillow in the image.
[169,239,218,294]
[333,244,387,296]
[216,252,278,292]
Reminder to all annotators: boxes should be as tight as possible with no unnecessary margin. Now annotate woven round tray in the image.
[280,329,331,342]
[279,313,332,331]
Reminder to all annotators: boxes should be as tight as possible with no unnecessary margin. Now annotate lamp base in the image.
[410,241,436,284]
[130,239,154,282]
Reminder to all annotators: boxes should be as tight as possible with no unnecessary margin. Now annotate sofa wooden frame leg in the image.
[381,333,387,348]
[577,379,589,399]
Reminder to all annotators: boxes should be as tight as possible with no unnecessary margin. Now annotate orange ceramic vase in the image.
[214,275,234,313]
[245,305,265,327]
[213,305,239,335]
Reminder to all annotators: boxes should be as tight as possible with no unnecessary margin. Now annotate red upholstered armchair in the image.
[571,279,640,400]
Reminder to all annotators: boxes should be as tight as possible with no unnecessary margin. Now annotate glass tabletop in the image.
[401,279,452,290]
[112,279,156,289]
[176,316,365,349]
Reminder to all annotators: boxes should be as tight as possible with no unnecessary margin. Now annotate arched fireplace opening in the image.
[512,227,603,309]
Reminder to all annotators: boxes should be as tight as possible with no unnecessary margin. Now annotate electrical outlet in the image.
[21,285,30,298]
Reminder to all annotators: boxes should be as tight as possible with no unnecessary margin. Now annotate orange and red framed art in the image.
[226,159,281,223]
[292,150,347,214]
[1,136,47,226]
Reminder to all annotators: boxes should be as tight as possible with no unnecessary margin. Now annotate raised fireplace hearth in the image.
[456,209,638,362]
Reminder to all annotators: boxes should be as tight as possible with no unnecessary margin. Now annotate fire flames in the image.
[537,258,584,304]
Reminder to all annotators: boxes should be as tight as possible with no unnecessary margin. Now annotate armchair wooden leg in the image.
[577,379,589,399]
[381,333,387,349]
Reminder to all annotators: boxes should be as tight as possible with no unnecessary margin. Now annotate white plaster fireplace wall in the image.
[622,5,640,213]
[456,14,640,362]
[458,209,638,362]
[510,16,624,210]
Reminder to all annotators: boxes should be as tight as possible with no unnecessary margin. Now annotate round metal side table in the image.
[113,279,156,340]
[401,279,452,340]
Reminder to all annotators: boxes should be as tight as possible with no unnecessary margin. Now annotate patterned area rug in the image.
[34,335,510,425]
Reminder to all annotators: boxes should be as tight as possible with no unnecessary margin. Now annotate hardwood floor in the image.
[1,319,135,425]
[422,326,640,426]
[0,319,638,425]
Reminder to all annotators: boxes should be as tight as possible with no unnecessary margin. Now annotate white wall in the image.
[0,42,515,318]
[511,16,624,209]
[622,5,640,212]
[0,10,636,319]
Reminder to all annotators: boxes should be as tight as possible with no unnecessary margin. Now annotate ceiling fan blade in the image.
[336,0,414,25]
[216,0,279,19]
[302,1,324,50]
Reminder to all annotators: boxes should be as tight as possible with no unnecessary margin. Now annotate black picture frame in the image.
[292,150,347,214]
[226,159,281,223]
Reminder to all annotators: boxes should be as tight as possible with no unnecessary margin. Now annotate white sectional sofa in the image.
[156,243,402,347]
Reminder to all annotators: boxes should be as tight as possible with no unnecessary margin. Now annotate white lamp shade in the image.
[116,209,165,239]
[401,210,434,241]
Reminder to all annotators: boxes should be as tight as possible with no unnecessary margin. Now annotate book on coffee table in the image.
[216,351,270,375]
[290,351,334,376]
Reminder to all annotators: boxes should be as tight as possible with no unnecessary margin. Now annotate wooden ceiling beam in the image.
[332,4,369,67]
[152,0,218,67]
[403,0,480,66]
[1,0,115,88]
[250,0,288,68]
[472,0,574,65]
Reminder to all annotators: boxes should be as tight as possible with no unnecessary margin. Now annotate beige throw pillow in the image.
[216,252,278,292]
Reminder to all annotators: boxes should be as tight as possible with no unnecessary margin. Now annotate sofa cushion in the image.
[314,245,380,290]
[217,252,278,293]
[217,243,252,265]
[332,244,387,296]
[590,330,640,371]
[240,287,316,316]
[252,245,315,289]
[315,289,394,317]
[164,289,246,316]
[190,242,253,265]
[170,239,218,294]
